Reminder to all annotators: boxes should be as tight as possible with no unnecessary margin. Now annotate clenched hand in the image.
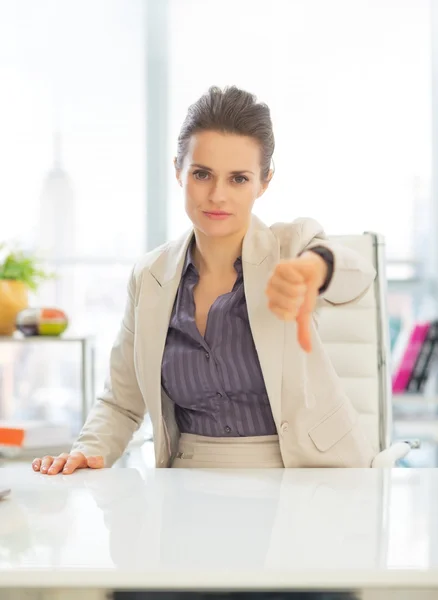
[265,252,328,353]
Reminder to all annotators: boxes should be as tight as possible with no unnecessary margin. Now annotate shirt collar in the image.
[182,239,196,277]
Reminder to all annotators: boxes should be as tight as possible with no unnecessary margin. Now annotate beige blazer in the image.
[72,215,377,468]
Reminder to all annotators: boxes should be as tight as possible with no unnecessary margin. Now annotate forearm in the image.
[71,394,144,467]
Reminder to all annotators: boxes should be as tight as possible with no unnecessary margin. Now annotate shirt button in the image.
[205,353,210,359]
[225,426,231,433]
[216,392,223,398]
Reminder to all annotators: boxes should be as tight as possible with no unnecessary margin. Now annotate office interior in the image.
[1,1,438,599]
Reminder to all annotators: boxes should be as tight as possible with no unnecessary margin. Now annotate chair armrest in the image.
[371,441,419,468]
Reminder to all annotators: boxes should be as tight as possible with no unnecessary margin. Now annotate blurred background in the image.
[0,0,436,465]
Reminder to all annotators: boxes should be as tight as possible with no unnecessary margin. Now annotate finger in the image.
[296,284,319,352]
[301,281,319,315]
[62,453,88,474]
[297,310,312,352]
[87,456,104,469]
[269,304,297,322]
[48,454,69,475]
[40,456,54,474]
[266,279,307,301]
[274,263,306,285]
[267,293,305,315]
[32,458,42,472]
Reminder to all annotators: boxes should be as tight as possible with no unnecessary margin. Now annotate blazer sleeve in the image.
[71,267,146,467]
[297,217,376,305]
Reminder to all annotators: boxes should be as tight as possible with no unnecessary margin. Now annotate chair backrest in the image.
[319,233,392,453]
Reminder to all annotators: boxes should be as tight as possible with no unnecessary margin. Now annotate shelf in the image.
[0,334,94,343]
[394,420,438,442]
[393,394,438,405]
[0,440,75,461]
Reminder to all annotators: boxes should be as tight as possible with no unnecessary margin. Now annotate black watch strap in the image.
[307,246,334,294]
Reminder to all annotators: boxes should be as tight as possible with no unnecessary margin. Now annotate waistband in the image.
[172,433,283,468]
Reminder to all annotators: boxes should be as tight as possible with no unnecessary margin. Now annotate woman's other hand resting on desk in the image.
[32,452,104,475]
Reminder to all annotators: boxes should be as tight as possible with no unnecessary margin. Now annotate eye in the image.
[233,175,249,184]
[193,170,211,181]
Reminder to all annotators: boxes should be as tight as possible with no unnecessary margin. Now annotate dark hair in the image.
[176,86,275,180]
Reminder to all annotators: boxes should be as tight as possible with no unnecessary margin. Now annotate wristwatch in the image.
[307,245,334,294]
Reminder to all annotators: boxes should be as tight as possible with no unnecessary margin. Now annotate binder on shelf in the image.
[406,320,438,393]
[392,322,430,394]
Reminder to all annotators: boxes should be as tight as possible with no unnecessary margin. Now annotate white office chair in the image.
[320,232,419,467]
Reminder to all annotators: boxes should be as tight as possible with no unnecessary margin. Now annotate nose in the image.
[209,179,227,204]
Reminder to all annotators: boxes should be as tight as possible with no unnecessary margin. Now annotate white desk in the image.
[0,467,438,599]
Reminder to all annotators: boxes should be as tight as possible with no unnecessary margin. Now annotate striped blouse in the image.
[161,242,277,437]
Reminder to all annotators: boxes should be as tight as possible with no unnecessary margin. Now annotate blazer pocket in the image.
[308,402,357,452]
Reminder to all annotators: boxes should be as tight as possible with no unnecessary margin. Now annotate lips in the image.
[203,211,232,220]
[204,211,231,216]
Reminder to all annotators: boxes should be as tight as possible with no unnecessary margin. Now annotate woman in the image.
[32,86,376,476]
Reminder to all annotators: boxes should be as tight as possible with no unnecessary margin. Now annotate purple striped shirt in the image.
[161,242,277,437]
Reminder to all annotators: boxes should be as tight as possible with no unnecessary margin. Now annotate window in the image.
[0,0,146,423]
[167,0,431,270]
[1,0,434,450]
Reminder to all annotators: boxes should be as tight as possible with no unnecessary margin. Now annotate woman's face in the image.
[176,130,270,239]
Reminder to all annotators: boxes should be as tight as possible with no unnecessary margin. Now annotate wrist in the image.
[299,250,329,291]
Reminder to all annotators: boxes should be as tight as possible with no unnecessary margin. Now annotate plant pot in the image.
[0,280,29,336]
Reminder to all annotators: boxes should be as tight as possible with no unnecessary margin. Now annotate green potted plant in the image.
[0,245,52,336]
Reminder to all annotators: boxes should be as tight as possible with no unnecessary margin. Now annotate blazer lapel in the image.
[243,216,285,431]
[134,230,194,449]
